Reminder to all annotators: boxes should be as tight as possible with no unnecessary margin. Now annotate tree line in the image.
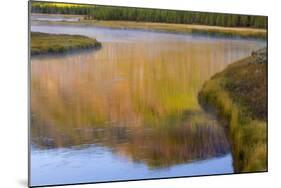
[31,2,267,29]
[31,2,93,15]
[91,6,267,28]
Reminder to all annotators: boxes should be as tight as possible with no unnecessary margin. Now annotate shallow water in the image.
[30,19,265,186]
[31,145,233,186]
[31,14,82,22]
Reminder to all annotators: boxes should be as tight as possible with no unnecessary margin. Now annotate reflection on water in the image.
[30,23,265,185]
[31,144,233,186]
[31,14,82,22]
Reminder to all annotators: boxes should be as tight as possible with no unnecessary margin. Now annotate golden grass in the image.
[198,53,267,172]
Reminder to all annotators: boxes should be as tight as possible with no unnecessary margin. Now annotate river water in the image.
[30,18,265,186]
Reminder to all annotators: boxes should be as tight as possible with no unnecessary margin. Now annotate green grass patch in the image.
[198,49,267,172]
[31,32,101,56]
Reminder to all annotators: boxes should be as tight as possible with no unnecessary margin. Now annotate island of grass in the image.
[198,48,267,172]
[31,32,101,56]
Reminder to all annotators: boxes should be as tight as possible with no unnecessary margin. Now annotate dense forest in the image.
[31,2,267,29]
[31,2,92,15]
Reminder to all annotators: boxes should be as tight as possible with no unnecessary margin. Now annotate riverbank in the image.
[31,15,267,39]
[30,32,101,56]
[198,48,267,172]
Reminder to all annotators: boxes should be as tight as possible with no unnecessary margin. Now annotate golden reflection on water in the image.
[31,38,263,168]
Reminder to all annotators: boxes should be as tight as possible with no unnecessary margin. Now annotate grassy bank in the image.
[31,32,101,56]
[31,18,267,39]
[198,48,267,172]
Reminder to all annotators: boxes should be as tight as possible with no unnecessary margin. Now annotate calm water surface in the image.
[31,14,83,22]
[30,20,265,186]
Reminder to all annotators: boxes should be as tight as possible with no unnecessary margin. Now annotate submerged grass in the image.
[31,32,101,56]
[198,49,267,172]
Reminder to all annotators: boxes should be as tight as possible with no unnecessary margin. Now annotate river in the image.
[30,18,265,186]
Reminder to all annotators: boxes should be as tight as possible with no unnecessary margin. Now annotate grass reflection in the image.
[31,37,262,168]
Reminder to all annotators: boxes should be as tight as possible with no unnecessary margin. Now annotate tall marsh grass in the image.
[198,57,267,172]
